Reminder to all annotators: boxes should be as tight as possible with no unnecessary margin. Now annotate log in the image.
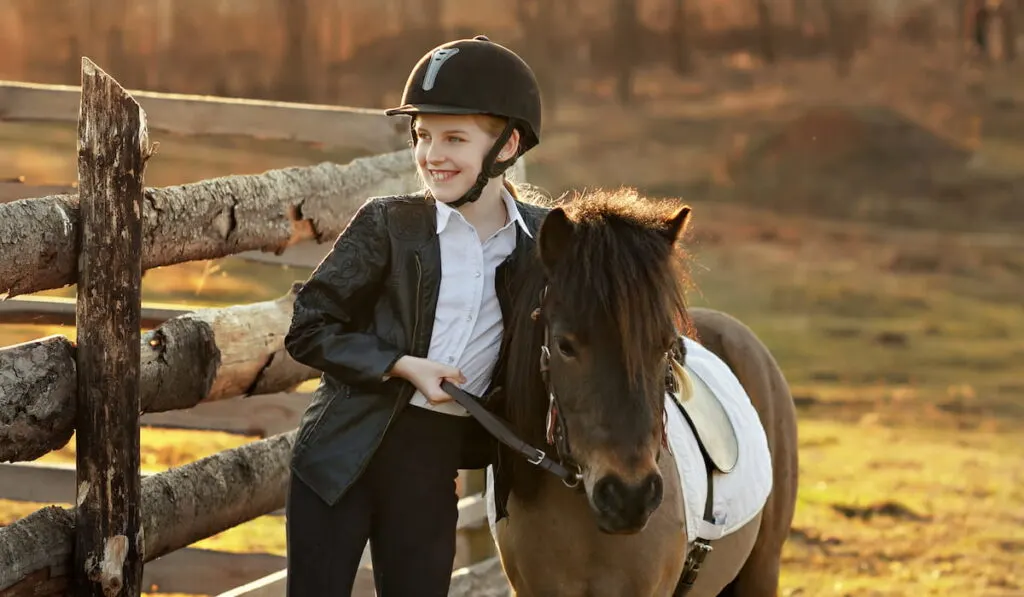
[72,57,148,597]
[0,337,78,463]
[0,157,528,300]
[0,290,319,463]
[0,431,297,596]
[0,150,421,299]
[0,79,407,154]
[140,285,317,407]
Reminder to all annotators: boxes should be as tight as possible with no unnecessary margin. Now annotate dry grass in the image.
[781,420,1023,596]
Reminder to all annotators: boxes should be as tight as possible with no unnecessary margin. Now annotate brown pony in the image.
[489,188,799,596]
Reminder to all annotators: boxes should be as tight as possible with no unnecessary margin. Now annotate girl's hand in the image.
[389,356,467,404]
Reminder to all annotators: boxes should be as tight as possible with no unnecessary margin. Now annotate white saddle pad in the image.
[485,336,773,545]
[667,336,773,543]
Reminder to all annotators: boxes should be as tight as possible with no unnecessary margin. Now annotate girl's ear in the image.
[497,128,521,163]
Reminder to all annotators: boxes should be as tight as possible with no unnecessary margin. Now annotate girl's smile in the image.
[413,113,514,204]
[428,168,460,184]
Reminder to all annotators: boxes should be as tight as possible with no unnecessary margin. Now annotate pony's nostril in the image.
[594,476,624,511]
[643,473,664,509]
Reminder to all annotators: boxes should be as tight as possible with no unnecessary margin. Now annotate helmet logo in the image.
[422,48,460,91]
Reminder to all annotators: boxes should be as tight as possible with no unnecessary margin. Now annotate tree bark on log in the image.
[0,155,529,300]
[72,56,148,597]
[0,431,296,596]
[0,336,78,463]
[0,149,420,298]
[0,289,318,463]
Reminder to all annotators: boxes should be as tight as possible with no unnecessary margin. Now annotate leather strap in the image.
[440,381,580,484]
[675,436,718,595]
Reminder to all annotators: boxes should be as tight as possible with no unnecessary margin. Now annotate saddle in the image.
[668,357,739,474]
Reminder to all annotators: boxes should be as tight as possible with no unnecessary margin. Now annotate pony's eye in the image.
[556,337,577,359]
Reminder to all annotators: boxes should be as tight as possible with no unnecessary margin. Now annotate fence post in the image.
[73,57,150,597]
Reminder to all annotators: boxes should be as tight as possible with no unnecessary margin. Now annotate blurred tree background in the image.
[1,0,1014,110]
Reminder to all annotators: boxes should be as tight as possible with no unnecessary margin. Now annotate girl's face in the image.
[413,113,517,204]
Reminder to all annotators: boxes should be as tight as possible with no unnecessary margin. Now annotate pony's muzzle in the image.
[591,471,664,534]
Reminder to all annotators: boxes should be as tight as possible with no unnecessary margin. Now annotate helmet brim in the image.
[384,103,485,117]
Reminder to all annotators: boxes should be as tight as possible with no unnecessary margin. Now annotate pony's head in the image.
[506,188,692,534]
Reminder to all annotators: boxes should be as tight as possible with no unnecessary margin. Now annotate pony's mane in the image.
[499,188,694,499]
[550,189,692,384]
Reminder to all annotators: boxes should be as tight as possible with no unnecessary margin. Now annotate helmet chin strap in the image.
[446,121,518,209]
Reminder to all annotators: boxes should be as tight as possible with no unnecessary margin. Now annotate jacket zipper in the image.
[387,252,423,424]
[350,253,422,485]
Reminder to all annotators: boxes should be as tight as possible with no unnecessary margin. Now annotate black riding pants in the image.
[285,405,468,597]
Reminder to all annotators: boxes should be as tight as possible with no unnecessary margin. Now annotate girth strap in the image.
[441,381,581,485]
[674,444,719,595]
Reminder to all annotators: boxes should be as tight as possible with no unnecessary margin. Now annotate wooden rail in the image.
[0,296,192,328]
[0,80,409,154]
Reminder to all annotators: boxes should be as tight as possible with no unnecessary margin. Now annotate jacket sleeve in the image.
[285,198,406,387]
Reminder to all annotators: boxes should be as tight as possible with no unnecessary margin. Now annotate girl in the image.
[283,35,547,596]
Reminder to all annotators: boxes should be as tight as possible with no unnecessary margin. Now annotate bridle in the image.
[533,297,583,488]
[441,285,681,490]
[531,285,679,490]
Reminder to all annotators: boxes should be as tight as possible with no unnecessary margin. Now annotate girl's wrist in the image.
[387,355,413,380]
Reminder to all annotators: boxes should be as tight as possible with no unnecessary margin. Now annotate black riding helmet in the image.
[385,35,542,208]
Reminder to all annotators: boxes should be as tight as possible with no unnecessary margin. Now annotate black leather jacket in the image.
[285,192,549,506]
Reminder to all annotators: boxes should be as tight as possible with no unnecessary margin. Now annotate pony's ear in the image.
[662,206,691,245]
[539,207,574,271]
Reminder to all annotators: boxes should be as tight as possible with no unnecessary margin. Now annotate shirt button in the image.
[474,271,481,278]
[446,356,455,363]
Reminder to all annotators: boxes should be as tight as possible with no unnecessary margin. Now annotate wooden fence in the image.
[0,58,516,596]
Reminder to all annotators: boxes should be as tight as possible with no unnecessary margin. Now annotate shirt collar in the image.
[435,185,533,238]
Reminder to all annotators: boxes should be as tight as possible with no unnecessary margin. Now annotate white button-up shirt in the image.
[409,187,532,416]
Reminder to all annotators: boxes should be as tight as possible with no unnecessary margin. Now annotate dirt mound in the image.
[748,106,872,161]
[724,106,977,225]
